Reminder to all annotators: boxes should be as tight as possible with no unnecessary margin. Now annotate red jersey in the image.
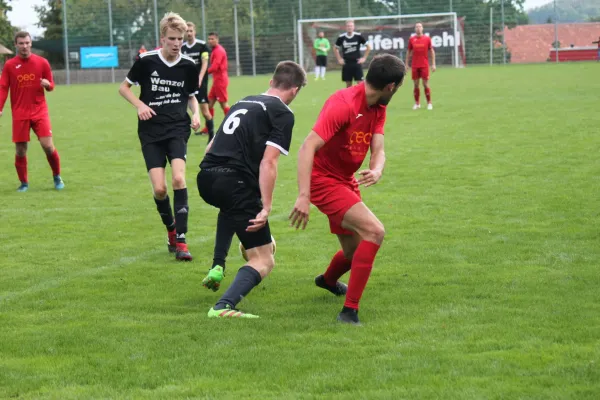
[408,35,432,68]
[312,82,386,182]
[0,54,55,121]
[208,44,229,85]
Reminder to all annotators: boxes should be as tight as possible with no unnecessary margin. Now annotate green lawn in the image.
[1,63,599,399]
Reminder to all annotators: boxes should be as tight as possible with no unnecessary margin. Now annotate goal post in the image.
[297,13,465,72]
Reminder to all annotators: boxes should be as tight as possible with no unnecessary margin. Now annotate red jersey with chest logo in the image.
[0,54,55,121]
[312,82,386,183]
[408,35,432,69]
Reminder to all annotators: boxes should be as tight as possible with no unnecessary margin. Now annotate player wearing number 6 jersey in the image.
[197,61,306,318]
[290,54,406,325]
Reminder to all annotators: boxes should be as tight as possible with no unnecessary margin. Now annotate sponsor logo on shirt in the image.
[17,73,36,88]
[349,131,372,145]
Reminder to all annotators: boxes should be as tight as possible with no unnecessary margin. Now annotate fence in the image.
[29,0,600,85]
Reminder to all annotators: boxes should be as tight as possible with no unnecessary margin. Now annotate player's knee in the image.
[172,175,186,190]
[42,145,54,156]
[366,221,385,245]
[153,186,168,199]
[15,144,27,157]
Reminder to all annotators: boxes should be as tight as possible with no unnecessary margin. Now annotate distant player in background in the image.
[334,20,371,88]
[313,31,330,80]
[206,32,230,143]
[198,61,306,318]
[0,31,63,192]
[406,22,436,110]
[593,36,600,61]
[290,54,406,325]
[119,12,200,261]
[182,22,214,139]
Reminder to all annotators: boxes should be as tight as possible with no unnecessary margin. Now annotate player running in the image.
[182,22,215,140]
[197,61,307,318]
[205,32,230,140]
[0,31,63,192]
[119,12,200,261]
[289,54,406,325]
[313,31,331,80]
[334,20,371,88]
[406,22,436,110]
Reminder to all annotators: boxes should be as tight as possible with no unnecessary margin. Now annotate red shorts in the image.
[208,84,228,103]
[310,176,362,235]
[12,117,52,143]
[412,66,430,81]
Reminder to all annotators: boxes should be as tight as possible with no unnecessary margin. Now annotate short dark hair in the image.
[366,54,406,90]
[208,32,219,38]
[14,31,31,44]
[272,61,307,90]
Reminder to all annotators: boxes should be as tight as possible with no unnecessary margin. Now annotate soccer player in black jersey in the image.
[119,12,201,261]
[197,61,307,318]
[334,20,371,88]
[182,22,215,141]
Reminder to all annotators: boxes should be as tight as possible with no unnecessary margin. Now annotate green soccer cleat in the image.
[202,265,225,292]
[207,305,259,319]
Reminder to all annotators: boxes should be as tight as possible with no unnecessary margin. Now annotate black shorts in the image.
[316,55,327,67]
[342,62,364,82]
[195,82,208,104]
[141,136,188,171]
[197,168,272,251]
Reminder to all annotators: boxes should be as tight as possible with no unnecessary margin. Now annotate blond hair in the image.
[160,12,187,37]
[186,22,196,29]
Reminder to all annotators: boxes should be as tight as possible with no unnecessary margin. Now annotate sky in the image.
[7,0,554,38]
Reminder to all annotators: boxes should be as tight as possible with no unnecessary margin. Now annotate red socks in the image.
[15,155,28,183]
[323,250,351,286]
[46,149,61,176]
[223,106,230,115]
[209,108,215,118]
[413,87,420,104]
[425,87,431,103]
[344,241,380,310]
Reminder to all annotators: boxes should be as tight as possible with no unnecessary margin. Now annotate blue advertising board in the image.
[80,46,119,68]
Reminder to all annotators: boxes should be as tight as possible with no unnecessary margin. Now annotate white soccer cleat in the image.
[412,104,421,110]
[427,103,433,110]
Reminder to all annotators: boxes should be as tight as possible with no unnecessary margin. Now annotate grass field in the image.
[1,62,599,399]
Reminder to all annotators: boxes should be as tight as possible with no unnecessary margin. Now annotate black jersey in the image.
[126,50,199,145]
[335,32,367,62]
[182,39,210,87]
[201,94,295,186]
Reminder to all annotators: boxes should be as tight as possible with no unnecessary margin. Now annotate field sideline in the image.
[1,63,599,399]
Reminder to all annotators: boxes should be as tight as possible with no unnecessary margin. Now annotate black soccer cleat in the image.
[315,274,347,296]
[337,307,361,325]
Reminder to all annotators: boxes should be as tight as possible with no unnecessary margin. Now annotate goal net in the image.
[297,13,465,72]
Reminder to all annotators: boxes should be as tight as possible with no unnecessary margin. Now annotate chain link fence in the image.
[27,0,600,85]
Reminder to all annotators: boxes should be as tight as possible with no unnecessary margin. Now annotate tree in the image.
[0,0,17,49]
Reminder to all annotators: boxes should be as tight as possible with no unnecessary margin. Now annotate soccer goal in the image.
[297,13,465,71]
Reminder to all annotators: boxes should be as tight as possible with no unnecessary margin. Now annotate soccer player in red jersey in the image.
[289,54,406,325]
[406,22,436,111]
[0,31,63,192]
[205,32,230,139]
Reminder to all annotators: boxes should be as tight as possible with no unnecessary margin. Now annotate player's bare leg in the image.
[39,136,64,190]
[423,79,432,110]
[346,81,353,88]
[148,167,177,254]
[412,79,421,110]
[15,142,29,192]
[336,202,385,325]
[315,233,359,296]
[208,242,274,319]
[170,158,192,261]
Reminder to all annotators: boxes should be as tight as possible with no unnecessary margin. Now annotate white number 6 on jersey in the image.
[223,109,249,134]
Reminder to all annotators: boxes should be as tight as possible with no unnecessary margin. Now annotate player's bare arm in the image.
[118,80,156,120]
[247,146,281,232]
[357,134,385,187]
[405,49,412,68]
[289,131,326,230]
[430,48,436,72]
[40,79,52,90]
[187,95,201,130]
[334,47,345,65]
[359,43,371,64]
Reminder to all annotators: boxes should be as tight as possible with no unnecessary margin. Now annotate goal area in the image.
[297,13,465,71]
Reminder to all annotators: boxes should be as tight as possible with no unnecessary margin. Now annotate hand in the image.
[137,103,156,121]
[191,112,201,131]
[247,208,270,232]
[432,65,437,73]
[40,79,51,89]
[0,111,3,117]
[289,195,310,230]
[337,58,345,65]
[358,57,366,64]
[357,169,382,187]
